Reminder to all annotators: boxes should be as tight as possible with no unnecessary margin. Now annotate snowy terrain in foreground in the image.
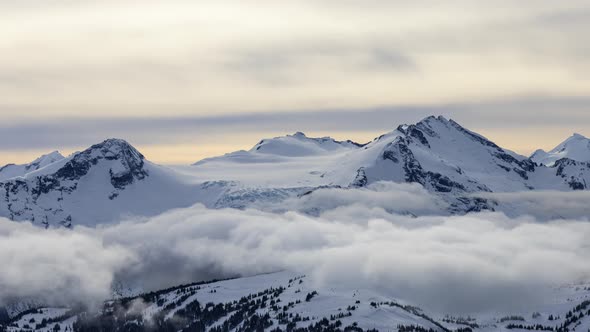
[3,271,590,332]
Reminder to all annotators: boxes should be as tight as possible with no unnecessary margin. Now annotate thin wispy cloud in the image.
[0,95,589,165]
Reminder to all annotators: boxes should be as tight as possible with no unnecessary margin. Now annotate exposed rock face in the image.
[56,138,147,185]
[554,158,589,190]
[0,139,149,227]
[379,136,467,193]
[354,116,537,195]
[351,168,368,187]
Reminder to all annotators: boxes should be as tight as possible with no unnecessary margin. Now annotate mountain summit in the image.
[0,138,202,227]
[531,133,590,166]
[194,132,362,165]
[251,131,362,157]
[0,151,64,181]
[349,116,537,193]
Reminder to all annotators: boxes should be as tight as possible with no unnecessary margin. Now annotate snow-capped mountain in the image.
[194,132,362,165]
[189,115,590,215]
[252,132,362,157]
[2,116,590,228]
[194,116,589,193]
[531,133,590,166]
[0,151,64,182]
[0,139,209,227]
[346,116,539,193]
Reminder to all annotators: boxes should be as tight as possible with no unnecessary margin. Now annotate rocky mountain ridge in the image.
[1,116,589,227]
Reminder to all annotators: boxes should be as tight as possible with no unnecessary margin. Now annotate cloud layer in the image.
[1,1,590,164]
[2,187,590,313]
[2,0,589,116]
[477,190,590,221]
[0,221,131,305]
[2,95,590,165]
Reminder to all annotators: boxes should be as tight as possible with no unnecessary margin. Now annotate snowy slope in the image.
[1,272,452,332]
[194,132,362,166]
[250,132,363,157]
[0,151,64,182]
[532,133,590,166]
[4,271,590,332]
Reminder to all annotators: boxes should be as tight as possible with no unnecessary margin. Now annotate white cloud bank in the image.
[2,188,590,313]
[0,221,131,305]
[477,190,590,221]
[249,182,449,219]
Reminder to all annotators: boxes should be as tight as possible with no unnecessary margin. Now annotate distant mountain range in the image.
[1,116,589,227]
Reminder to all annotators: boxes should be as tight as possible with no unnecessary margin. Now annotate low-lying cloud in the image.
[252,182,449,218]
[477,190,590,221]
[0,221,131,305]
[2,188,590,314]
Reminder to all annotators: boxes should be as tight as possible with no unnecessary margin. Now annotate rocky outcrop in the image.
[0,139,150,227]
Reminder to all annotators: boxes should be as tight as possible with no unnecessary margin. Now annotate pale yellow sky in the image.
[0,0,589,165]
[114,128,590,165]
[1,127,585,166]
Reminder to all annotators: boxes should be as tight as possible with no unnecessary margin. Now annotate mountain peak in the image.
[86,138,145,161]
[415,115,451,126]
[93,138,138,150]
[551,133,589,153]
[27,150,66,172]
[570,133,588,140]
[395,115,448,132]
[32,150,64,163]
[408,115,501,150]
[291,131,307,138]
[530,149,547,158]
[248,132,361,157]
[426,115,449,122]
[0,150,66,181]
[0,138,154,226]
[531,133,590,166]
[47,138,148,192]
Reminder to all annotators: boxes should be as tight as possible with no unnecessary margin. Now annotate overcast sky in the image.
[1,1,589,165]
